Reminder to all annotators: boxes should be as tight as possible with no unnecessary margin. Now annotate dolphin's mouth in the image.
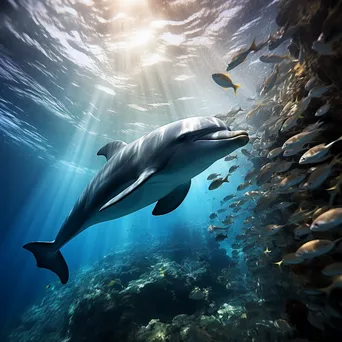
[196,129,249,142]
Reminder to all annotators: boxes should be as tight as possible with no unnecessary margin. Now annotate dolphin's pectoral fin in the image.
[99,168,158,212]
[97,140,128,161]
[152,181,191,216]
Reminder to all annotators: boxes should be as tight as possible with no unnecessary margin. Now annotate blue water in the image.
[0,0,275,337]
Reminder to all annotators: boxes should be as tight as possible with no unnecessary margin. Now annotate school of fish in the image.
[208,0,342,338]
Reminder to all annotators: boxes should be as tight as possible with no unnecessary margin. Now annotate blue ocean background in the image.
[0,0,278,337]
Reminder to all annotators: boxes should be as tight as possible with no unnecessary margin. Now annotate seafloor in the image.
[6,227,295,342]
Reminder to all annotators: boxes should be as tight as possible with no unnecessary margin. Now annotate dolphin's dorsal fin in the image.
[97,141,128,161]
[99,168,158,211]
[152,181,191,216]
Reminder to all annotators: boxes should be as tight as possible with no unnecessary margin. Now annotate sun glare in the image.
[131,29,153,47]
[120,0,144,8]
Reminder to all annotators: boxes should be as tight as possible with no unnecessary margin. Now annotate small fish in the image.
[283,145,308,157]
[207,173,221,180]
[241,149,252,157]
[312,32,342,56]
[209,175,229,190]
[209,213,218,219]
[288,208,316,224]
[279,172,307,191]
[299,137,342,164]
[301,156,342,190]
[315,102,331,117]
[244,190,261,198]
[246,103,265,120]
[274,253,304,266]
[312,206,330,219]
[237,180,252,191]
[275,160,294,173]
[256,165,274,185]
[280,100,294,115]
[308,85,331,99]
[229,165,239,173]
[212,73,241,94]
[322,262,342,277]
[267,147,283,159]
[305,77,318,91]
[311,208,342,232]
[259,54,290,63]
[260,65,279,96]
[215,233,228,242]
[265,224,284,236]
[222,218,233,226]
[244,169,258,181]
[229,106,244,116]
[229,202,238,208]
[222,194,235,202]
[282,129,322,150]
[281,114,300,133]
[224,154,238,162]
[295,239,335,259]
[293,224,311,238]
[217,208,227,213]
[226,38,257,71]
[208,225,228,233]
[281,98,311,133]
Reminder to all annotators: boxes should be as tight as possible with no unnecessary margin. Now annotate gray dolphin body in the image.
[23,116,248,284]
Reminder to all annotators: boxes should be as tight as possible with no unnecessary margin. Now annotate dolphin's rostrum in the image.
[23,117,249,284]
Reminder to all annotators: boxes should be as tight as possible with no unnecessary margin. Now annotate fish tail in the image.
[23,241,69,284]
[223,174,229,183]
[233,83,241,94]
[274,260,283,266]
[249,37,257,52]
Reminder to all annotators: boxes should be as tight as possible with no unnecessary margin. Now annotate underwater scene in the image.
[1,0,342,341]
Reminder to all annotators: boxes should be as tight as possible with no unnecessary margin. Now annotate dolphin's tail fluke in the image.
[23,241,69,284]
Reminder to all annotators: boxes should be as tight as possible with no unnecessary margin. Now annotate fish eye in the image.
[227,126,232,131]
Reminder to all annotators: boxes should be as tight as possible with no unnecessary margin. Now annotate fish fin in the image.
[23,241,69,284]
[97,141,128,161]
[249,38,257,51]
[99,168,158,211]
[223,174,229,183]
[326,185,338,192]
[152,181,191,216]
[233,83,241,94]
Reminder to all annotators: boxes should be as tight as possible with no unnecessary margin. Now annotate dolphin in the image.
[23,116,248,284]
